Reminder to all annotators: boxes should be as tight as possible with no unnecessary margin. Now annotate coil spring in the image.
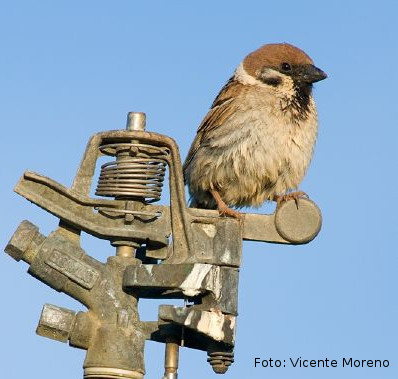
[95,142,169,202]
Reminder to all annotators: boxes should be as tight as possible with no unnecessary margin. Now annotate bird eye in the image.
[281,62,292,72]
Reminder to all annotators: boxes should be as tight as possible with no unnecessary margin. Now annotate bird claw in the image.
[218,205,243,219]
[274,191,309,209]
[210,188,242,219]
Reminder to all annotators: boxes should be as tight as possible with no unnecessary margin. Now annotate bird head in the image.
[240,43,327,89]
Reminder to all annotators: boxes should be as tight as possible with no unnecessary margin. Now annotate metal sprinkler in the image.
[4,112,322,378]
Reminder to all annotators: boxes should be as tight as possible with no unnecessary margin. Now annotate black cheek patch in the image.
[260,77,282,87]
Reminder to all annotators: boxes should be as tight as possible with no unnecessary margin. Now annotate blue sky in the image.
[1,1,397,378]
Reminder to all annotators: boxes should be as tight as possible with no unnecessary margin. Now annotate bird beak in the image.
[299,64,328,83]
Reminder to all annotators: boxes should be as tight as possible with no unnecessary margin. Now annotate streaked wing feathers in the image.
[183,79,246,177]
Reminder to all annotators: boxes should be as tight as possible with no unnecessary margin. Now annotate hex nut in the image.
[4,220,40,261]
[36,304,76,343]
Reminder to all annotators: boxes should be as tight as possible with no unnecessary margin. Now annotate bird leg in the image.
[210,188,242,219]
[273,191,309,209]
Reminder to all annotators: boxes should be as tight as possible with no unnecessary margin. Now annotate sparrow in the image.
[183,43,327,218]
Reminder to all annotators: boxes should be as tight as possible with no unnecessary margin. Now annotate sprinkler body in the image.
[4,112,322,377]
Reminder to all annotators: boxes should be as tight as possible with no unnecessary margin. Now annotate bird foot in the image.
[218,204,243,219]
[274,191,309,209]
[210,188,242,219]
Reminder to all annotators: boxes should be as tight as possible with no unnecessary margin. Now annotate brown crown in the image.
[243,43,314,77]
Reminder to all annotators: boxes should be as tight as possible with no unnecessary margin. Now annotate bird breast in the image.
[187,86,318,207]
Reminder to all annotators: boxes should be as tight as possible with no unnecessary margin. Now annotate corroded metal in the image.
[124,263,239,315]
[6,220,145,378]
[4,112,322,378]
[36,304,77,343]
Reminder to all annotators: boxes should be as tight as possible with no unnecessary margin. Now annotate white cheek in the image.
[258,67,283,81]
[234,62,262,86]
[235,63,295,96]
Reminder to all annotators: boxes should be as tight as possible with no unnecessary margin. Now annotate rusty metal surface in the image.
[4,112,322,378]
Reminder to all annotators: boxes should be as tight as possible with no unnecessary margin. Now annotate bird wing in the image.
[183,78,247,178]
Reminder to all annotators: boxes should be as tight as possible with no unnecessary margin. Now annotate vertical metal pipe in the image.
[162,341,179,379]
[112,111,148,259]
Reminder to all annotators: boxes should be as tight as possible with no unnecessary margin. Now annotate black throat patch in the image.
[289,82,313,122]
